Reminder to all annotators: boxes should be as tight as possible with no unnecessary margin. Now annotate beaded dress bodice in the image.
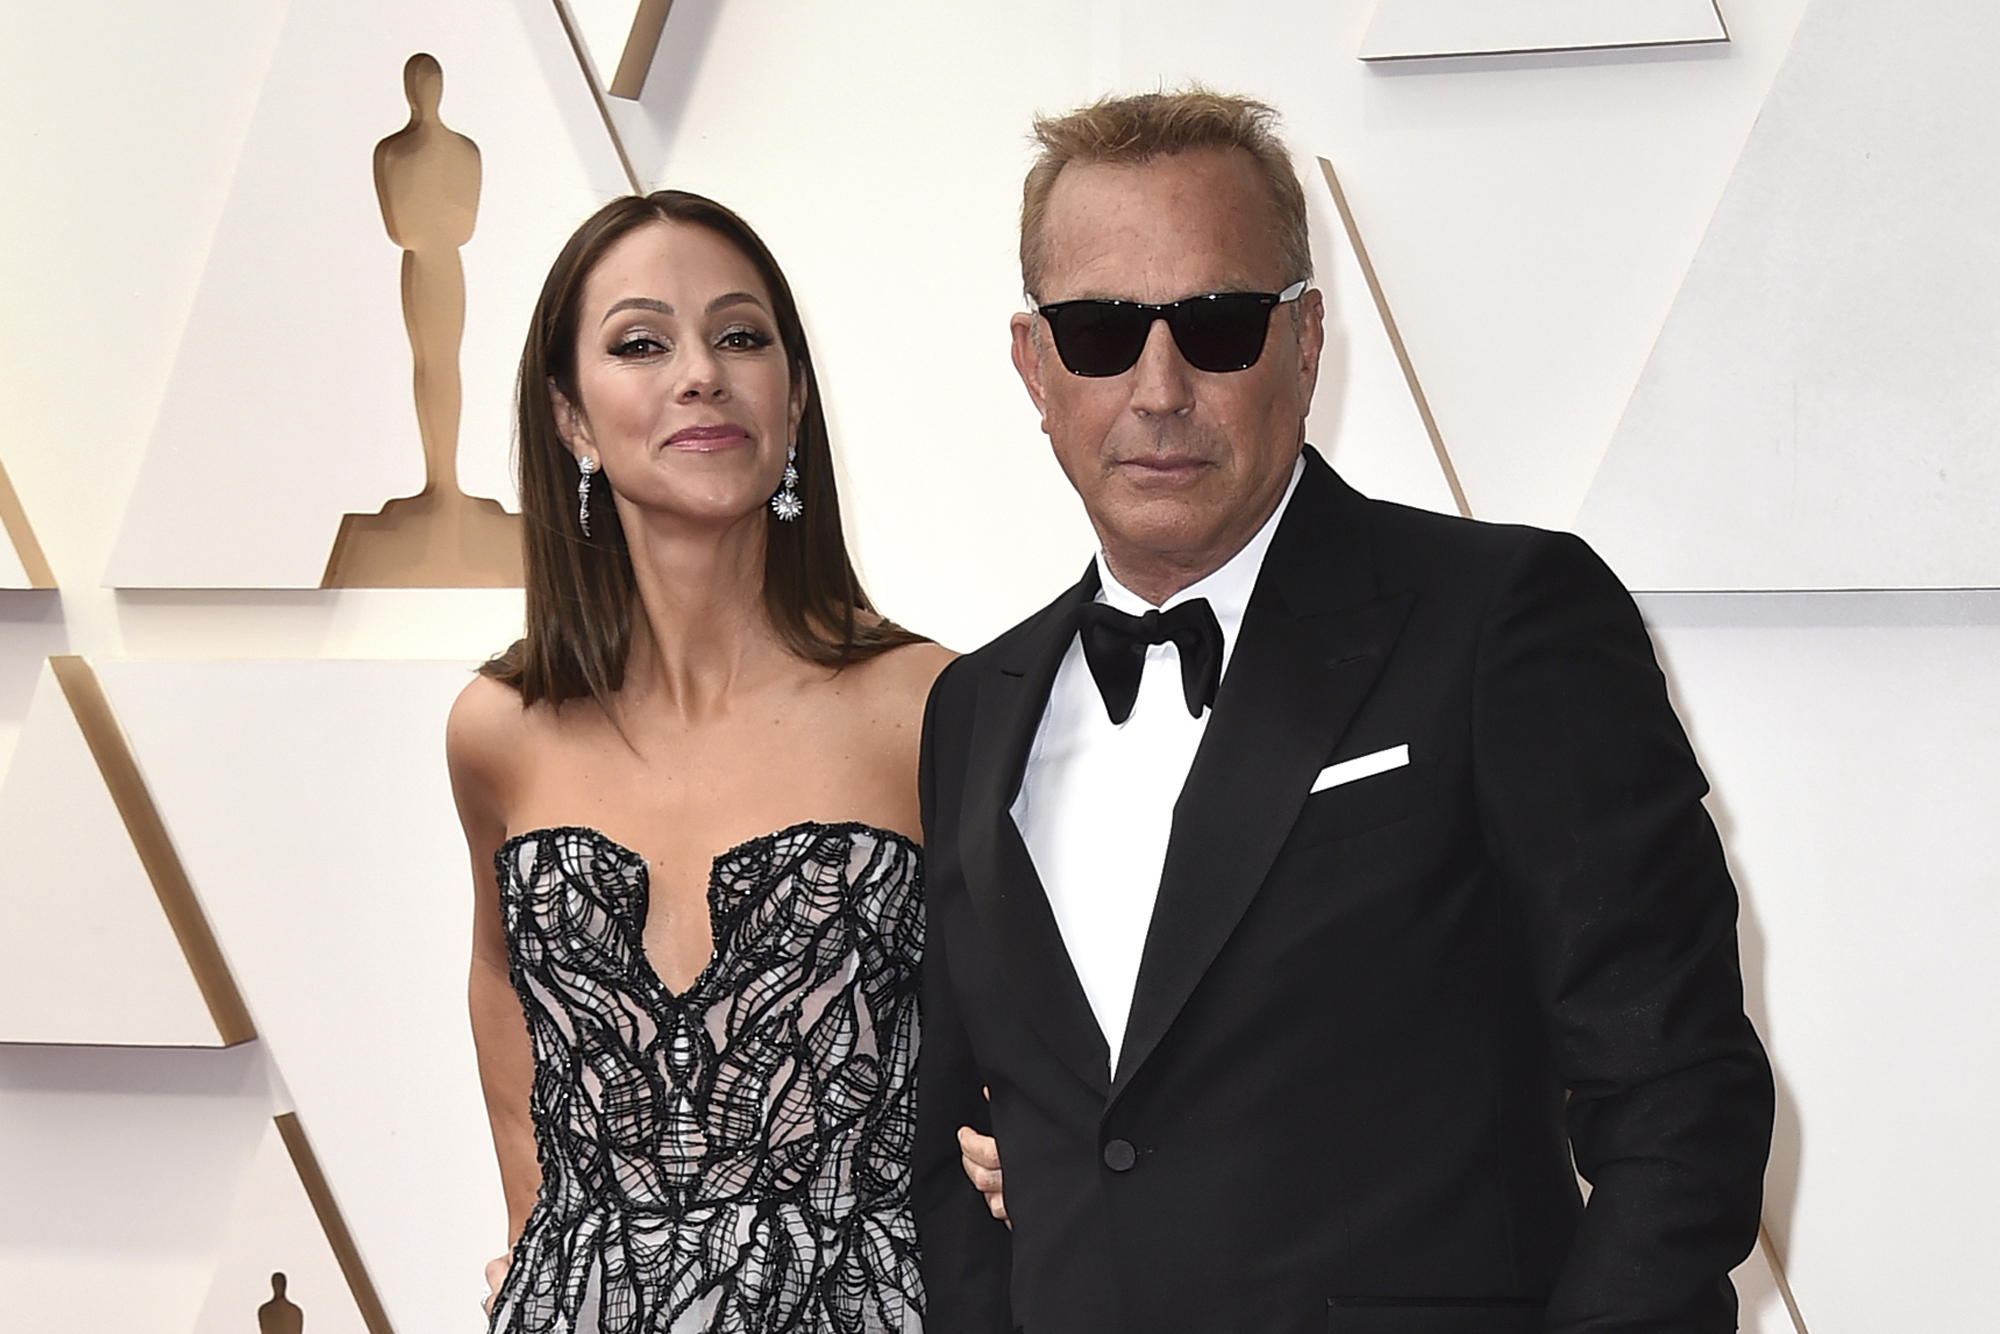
[486,822,924,1334]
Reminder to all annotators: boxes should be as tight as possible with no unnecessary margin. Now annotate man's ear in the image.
[1010,311,1052,431]
[1292,287,1327,409]
[548,378,590,457]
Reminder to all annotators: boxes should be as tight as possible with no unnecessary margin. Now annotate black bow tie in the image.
[1076,598,1224,726]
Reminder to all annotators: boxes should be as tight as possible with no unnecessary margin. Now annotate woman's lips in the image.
[664,423,749,450]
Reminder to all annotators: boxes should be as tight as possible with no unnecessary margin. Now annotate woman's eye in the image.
[717,326,775,352]
[610,334,666,357]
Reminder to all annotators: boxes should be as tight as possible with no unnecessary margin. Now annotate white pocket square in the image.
[1310,744,1410,793]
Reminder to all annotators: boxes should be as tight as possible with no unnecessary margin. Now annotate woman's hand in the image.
[957,1125,1008,1228]
[482,1254,511,1316]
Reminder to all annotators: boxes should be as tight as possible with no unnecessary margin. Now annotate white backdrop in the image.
[1579,0,2000,588]
[2,2,1992,1332]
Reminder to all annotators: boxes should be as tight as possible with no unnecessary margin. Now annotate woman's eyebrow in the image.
[601,296,672,324]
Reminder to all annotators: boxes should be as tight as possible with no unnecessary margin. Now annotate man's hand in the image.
[957,1125,1009,1227]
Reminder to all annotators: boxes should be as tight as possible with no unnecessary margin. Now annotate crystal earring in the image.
[770,444,802,522]
[577,456,597,537]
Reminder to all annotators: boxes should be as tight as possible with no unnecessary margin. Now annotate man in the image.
[915,90,1773,1334]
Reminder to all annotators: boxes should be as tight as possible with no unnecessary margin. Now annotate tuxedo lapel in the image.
[1113,453,1413,1095]
[959,569,1113,1097]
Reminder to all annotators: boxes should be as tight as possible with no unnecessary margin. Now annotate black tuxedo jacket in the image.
[915,450,1773,1334]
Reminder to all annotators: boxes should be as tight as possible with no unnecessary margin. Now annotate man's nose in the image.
[1128,316,1194,417]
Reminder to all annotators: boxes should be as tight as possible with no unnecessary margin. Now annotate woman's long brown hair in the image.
[483,191,921,712]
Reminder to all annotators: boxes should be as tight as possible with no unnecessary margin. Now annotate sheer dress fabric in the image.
[486,822,924,1334]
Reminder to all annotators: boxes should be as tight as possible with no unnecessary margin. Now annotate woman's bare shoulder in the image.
[870,635,958,686]
[851,639,957,715]
[447,673,532,810]
[449,672,529,748]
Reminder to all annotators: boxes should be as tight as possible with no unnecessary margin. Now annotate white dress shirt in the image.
[1011,457,1304,1078]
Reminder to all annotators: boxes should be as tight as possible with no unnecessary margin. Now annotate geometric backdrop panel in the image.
[560,0,667,99]
[1733,1231,1806,1334]
[0,456,55,589]
[1307,157,1466,520]
[106,0,626,588]
[0,1043,275,1334]
[1579,0,2000,590]
[0,527,27,589]
[1646,612,2000,1332]
[190,1117,375,1334]
[98,659,501,1334]
[0,661,226,1047]
[1360,0,1728,61]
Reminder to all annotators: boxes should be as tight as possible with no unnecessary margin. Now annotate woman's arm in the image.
[447,678,542,1265]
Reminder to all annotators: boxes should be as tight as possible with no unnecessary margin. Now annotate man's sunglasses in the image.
[1030,280,1307,377]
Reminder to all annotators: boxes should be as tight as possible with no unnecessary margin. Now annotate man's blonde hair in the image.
[1019,88,1312,297]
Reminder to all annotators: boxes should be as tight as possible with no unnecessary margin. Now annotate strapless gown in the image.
[485,822,925,1334]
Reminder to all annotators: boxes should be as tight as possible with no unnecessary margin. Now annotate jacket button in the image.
[1102,1139,1136,1172]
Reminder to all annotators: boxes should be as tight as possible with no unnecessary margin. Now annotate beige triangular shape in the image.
[105,0,628,588]
[0,454,55,589]
[0,660,238,1045]
[1578,0,2000,589]
[192,1116,377,1334]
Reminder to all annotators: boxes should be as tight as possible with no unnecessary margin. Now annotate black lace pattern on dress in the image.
[486,822,924,1334]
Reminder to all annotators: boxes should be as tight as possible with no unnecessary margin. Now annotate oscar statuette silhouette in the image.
[323,52,522,587]
[257,1272,304,1334]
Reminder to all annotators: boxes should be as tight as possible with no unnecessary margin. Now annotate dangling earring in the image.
[577,456,597,537]
[770,443,802,521]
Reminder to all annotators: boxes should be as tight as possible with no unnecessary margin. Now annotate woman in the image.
[448,190,949,1333]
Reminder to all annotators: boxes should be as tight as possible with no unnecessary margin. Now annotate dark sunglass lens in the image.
[1171,294,1273,373]
[1047,303,1150,377]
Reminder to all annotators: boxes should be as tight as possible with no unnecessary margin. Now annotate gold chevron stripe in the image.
[1316,157,1473,519]
[553,0,642,192]
[1761,1221,1813,1334]
[276,1113,397,1334]
[0,456,56,587]
[610,0,674,99]
[48,656,256,1045]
